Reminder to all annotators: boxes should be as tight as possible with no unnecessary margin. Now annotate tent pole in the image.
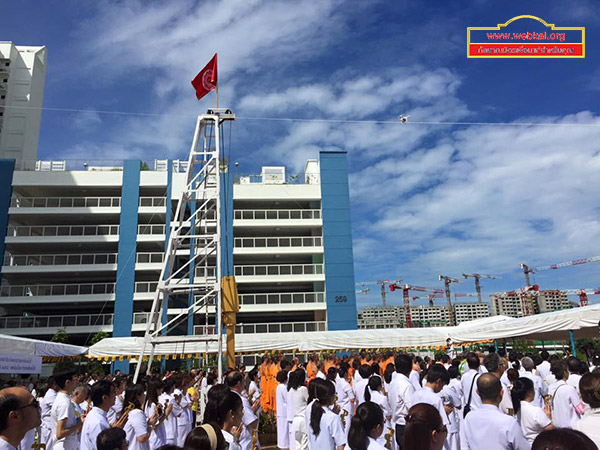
[569,330,576,356]
[146,342,157,376]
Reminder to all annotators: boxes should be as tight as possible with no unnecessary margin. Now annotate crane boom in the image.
[533,256,600,272]
[463,273,502,303]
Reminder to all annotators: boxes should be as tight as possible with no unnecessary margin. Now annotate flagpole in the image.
[216,84,219,109]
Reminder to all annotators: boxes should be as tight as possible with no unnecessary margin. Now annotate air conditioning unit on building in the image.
[261,166,285,184]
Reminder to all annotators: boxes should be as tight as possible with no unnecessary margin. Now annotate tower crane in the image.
[389,282,444,328]
[462,273,502,303]
[439,275,461,326]
[355,280,401,307]
[492,285,540,316]
[521,255,600,286]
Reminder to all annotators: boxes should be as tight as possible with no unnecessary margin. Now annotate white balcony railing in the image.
[10,197,121,208]
[7,224,120,238]
[194,320,327,335]
[234,263,324,277]
[3,253,118,267]
[234,236,322,249]
[239,292,325,306]
[137,224,166,235]
[0,281,158,297]
[3,252,163,267]
[234,209,321,221]
[0,312,154,331]
[138,197,166,208]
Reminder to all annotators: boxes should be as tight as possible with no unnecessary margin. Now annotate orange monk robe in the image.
[268,363,279,414]
[259,363,270,411]
[307,361,317,380]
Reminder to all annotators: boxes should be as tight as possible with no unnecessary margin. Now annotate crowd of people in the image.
[2,347,600,450]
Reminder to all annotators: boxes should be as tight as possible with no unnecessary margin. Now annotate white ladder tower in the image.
[133,109,235,382]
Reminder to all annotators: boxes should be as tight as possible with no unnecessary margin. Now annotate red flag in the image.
[191,53,218,100]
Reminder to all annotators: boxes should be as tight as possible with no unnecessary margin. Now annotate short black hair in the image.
[0,393,20,433]
[90,380,112,407]
[395,354,412,376]
[97,427,126,450]
[53,370,76,390]
[483,353,500,373]
[426,365,450,385]
[477,373,502,401]
[466,352,480,370]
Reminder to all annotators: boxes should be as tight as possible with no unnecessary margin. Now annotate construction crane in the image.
[543,288,600,307]
[355,288,370,295]
[462,273,502,303]
[439,275,461,326]
[492,285,540,316]
[412,293,444,307]
[389,282,444,328]
[355,280,401,307]
[521,255,600,285]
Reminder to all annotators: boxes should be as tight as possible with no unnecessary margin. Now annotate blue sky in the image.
[4,0,600,309]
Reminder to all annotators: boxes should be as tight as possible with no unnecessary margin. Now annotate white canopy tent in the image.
[0,333,87,357]
[87,304,600,359]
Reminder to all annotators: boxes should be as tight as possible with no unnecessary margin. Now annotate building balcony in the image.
[2,252,163,273]
[234,236,323,255]
[9,196,165,214]
[0,281,158,304]
[194,320,327,335]
[5,224,165,243]
[234,263,325,283]
[0,312,154,336]
[234,209,322,227]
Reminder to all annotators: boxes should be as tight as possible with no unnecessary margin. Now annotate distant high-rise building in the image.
[0,42,47,166]
[357,302,489,328]
[490,289,572,318]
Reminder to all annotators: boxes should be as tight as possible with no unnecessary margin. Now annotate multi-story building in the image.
[0,152,358,362]
[490,289,572,318]
[0,43,47,165]
[357,302,488,328]
[454,302,490,324]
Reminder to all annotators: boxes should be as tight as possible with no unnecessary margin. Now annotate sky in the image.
[4,0,600,310]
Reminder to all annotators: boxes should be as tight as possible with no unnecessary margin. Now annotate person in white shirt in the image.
[575,372,600,446]
[275,371,290,450]
[158,380,177,446]
[483,353,513,415]
[203,389,244,450]
[145,380,168,449]
[227,371,259,450]
[389,354,415,450]
[461,353,482,416]
[567,357,584,394]
[548,360,585,429]
[50,370,82,450]
[463,373,530,450]
[107,377,126,426]
[336,365,356,436]
[0,386,41,450]
[348,402,387,450]
[81,380,115,450]
[521,357,547,408]
[363,377,392,448]
[441,367,462,450]
[307,380,346,450]
[537,351,551,381]
[288,369,309,450]
[403,403,446,450]
[355,365,373,406]
[71,384,90,427]
[122,383,151,450]
[411,364,451,449]
[408,359,421,393]
[248,370,261,406]
[172,376,193,446]
[511,377,553,444]
[40,378,59,450]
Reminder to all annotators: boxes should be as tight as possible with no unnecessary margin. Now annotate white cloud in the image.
[70,111,102,131]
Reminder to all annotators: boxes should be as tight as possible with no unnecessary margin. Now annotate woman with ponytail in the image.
[404,403,446,450]
[347,402,386,450]
[307,380,346,450]
[288,368,309,450]
[363,377,392,447]
[511,377,553,443]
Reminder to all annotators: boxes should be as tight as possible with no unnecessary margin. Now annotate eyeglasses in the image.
[13,399,39,412]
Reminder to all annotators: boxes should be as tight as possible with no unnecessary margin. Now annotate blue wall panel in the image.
[113,160,140,373]
[220,171,234,277]
[0,159,15,280]
[320,151,357,330]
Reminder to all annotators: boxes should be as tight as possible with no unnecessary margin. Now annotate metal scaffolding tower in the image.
[133,109,235,382]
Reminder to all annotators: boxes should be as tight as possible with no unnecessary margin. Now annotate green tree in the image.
[87,332,110,376]
[141,162,150,171]
[51,327,70,344]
